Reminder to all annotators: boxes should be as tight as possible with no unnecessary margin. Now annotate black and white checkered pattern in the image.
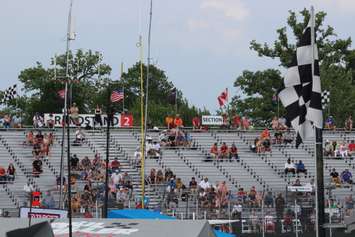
[1,84,17,104]
[278,20,323,147]
[321,90,330,109]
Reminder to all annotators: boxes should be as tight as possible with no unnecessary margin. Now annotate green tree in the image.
[17,49,111,123]
[121,63,201,126]
[232,8,355,125]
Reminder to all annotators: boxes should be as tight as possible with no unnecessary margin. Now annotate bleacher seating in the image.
[0,128,354,217]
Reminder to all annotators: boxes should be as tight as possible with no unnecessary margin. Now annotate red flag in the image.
[57,89,65,99]
[217,88,228,107]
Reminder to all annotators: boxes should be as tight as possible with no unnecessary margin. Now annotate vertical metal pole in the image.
[142,0,153,208]
[329,200,332,237]
[104,88,111,218]
[311,6,325,237]
[295,200,298,237]
[65,1,74,236]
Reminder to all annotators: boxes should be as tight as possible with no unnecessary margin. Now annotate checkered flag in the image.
[1,84,17,104]
[321,90,330,109]
[278,19,323,147]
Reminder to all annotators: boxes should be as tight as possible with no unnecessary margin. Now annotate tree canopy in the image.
[2,49,202,126]
[232,8,355,126]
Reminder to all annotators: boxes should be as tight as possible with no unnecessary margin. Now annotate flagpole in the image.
[103,86,111,218]
[142,0,153,208]
[175,89,178,114]
[311,6,325,237]
[121,62,125,112]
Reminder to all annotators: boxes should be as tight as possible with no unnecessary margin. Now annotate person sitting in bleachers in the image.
[111,157,121,173]
[341,169,353,184]
[324,140,334,157]
[264,212,276,233]
[296,160,307,176]
[264,191,274,208]
[189,177,198,197]
[81,156,92,170]
[26,131,34,145]
[283,130,293,144]
[6,163,15,182]
[284,159,296,175]
[274,131,283,144]
[156,169,164,184]
[236,188,247,203]
[74,128,85,145]
[220,142,229,159]
[337,142,349,158]
[330,168,341,187]
[248,186,257,207]
[210,143,218,159]
[32,157,43,177]
[250,138,258,153]
[199,177,211,191]
[0,166,6,184]
[229,143,239,161]
[349,140,355,156]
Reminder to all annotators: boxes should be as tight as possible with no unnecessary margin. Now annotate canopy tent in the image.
[108,209,175,220]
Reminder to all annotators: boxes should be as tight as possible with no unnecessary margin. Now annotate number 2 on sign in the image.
[121,114,133,127]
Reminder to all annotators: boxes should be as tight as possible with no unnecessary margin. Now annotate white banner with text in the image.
[201,115,224,125]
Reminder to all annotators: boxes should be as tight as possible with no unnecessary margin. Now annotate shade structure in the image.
[108,209,176,220]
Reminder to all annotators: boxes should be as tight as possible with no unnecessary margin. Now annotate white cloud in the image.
[200,0,249,21]
[311,0,355,13]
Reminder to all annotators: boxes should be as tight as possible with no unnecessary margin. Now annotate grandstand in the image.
[0,128,354,220]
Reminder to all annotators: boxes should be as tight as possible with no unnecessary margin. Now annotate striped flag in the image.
[110,89,124,103]
[278,19,323,147]
[57,89,65,99]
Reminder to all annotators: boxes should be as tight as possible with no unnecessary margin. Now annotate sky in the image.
[1,0,355,112]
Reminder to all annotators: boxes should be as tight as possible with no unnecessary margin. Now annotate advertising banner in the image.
[20,207,68,218]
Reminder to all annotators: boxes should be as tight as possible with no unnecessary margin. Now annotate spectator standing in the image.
[325,116,336,130]
[3,114,11,129]
[165,114,174,129]
[41,191,55,209]
[242,117,250,130]
[23,182,34,204]
[70,103,80,126]
[33,113,44,128]
[275,193,285,221]
[324,140,334,157]
[174,114,183,128]
[345,195,354,216]
[233,115,241,129]
[94,104,103,127]
[111,157,121,173]
[264,191,274,208]
[46,114,55,128]
[345,115,353,131]
[70,154,79,170]
[192,116,201,130]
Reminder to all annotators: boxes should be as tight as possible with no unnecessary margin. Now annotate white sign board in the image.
[201,115,224,125]
[20,207,67,218]
[287,186,313,192]
[44,113,121,128]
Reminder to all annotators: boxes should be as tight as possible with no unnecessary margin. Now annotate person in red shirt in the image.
[0,166,6,184]
[192,116,201,130]
[229,143,239,161]
[111,157,121,173]
[220,142,229,159]
[349,140,355,156]
[174,114,183,128]
[242,117,250,130]
[233,115,241,129]
[210,143,218,159]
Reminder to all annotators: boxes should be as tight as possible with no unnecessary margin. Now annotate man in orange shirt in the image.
[174,114,183,128]
[165,115,174,129]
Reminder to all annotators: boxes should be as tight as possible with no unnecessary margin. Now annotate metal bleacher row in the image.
[0,128,354,215]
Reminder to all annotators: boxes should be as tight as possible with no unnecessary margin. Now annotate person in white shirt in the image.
[198,177,211,191]
[284,158,296,175]
[111,170,122,188]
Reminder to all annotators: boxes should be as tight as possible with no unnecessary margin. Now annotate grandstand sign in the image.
[287,185,313,192]
[201,115,224,125]
[20,207,67,218]
[44,113,133,128]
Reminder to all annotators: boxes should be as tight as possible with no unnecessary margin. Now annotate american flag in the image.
[110,89,124,103]
[57,89,65,99]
